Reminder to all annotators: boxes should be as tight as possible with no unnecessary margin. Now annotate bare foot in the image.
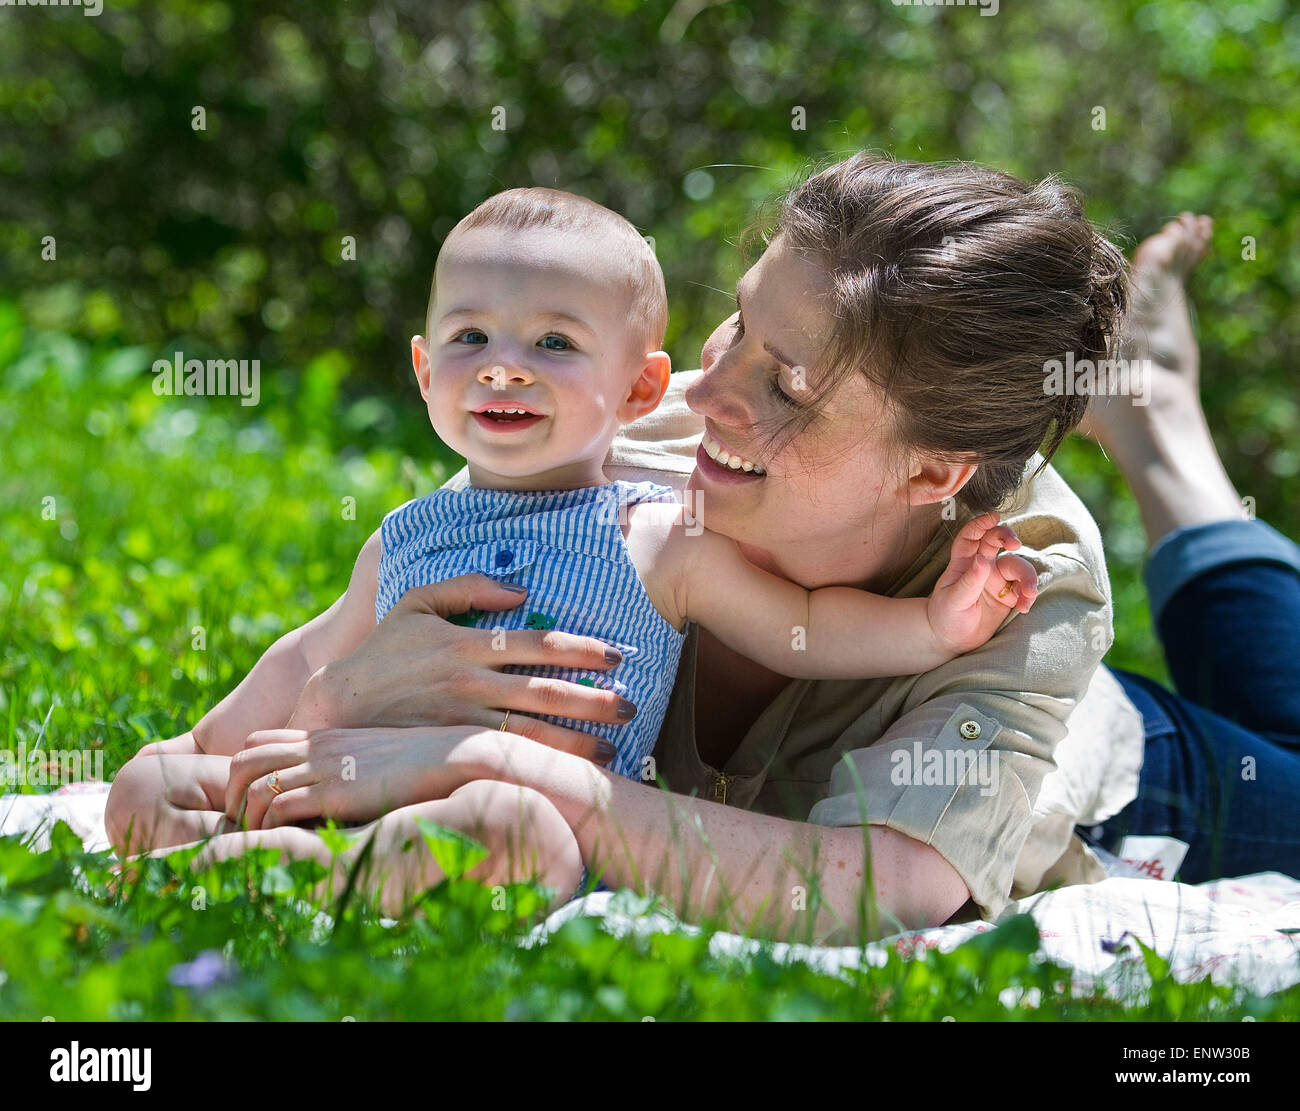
[1078,211,1212,448]
[1076,212,1244,547]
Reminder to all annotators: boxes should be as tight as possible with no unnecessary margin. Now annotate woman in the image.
[112,155,1300,941]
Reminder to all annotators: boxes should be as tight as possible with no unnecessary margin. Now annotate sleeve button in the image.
[959,720,982,740]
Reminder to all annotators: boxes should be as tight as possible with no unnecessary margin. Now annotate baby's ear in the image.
[411,336,432,398]
[619,351,671,422]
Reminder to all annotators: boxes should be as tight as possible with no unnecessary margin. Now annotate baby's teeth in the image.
[716,450,731,465]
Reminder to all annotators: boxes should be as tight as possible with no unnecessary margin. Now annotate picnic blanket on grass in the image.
[5,783,1297,1002]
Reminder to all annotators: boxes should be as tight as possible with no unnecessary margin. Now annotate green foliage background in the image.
[1,0,1299,1022]
[2,0,1298,727]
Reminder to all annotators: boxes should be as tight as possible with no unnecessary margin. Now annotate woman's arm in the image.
[473,732,970,942]
[220,717,968,940]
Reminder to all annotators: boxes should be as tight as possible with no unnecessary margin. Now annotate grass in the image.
[1,303,1296,1020]
[3,822,1293,1021]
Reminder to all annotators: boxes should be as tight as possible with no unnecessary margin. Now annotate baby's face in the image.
[416,225,656,489]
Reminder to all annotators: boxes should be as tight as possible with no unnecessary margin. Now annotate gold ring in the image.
[266,771,284,796]
[499,710,511,731]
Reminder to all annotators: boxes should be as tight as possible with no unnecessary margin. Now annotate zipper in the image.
[712,770,728,805]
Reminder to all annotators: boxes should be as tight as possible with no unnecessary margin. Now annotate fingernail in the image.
[616,699,637,721]
[596,741,617,764]
[604,647,622,665]
[501,583,527,594]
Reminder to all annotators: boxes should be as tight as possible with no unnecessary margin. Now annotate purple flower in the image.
[168,950,237,990]
[1099,932,1132,955]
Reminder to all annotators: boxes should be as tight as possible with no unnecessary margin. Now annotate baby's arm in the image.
[106,529,383,852]
[190,528,382,756]
[653,509,1035,680]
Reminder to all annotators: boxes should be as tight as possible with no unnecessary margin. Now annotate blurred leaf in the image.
[412,816,490,881]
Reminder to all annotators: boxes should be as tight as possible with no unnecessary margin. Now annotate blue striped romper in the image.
[374,480,686,788]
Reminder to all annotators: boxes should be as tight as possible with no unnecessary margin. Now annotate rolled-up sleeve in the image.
[807,549,1113,921]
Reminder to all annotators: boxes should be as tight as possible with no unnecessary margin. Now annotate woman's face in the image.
[684,236,917,589]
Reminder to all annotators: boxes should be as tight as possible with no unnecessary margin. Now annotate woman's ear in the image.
[907,455,977,507]
[411,336,432,400]
[618,351,672,423]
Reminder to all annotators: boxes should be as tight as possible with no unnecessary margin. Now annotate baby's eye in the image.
[539,334,572,351]
[456,330,488,345]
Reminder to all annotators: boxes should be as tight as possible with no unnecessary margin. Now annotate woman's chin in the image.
[686,458,768,544]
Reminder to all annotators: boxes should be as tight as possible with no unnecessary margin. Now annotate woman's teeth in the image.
[703,434,765,474]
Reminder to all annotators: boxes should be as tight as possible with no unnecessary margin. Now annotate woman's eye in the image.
[732,313,796,406]
[539,334,572,351]
[456,330,488,345]
[768,374,800,408]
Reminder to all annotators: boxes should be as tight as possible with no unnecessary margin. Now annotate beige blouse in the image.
[445,370,1147,920]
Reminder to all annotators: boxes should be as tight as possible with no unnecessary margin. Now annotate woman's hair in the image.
[750,152,1129,514]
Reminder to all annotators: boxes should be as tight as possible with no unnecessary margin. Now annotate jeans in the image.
[1082,519,1300,882]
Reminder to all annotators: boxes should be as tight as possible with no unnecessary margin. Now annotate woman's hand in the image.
[224,723,558,830]
[288,573,637,757]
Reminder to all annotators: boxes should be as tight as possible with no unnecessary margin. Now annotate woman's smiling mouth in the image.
[701,431,766,474]
[697,430,766,483]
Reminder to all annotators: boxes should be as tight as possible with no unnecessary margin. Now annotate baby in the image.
[105,187,1037,884]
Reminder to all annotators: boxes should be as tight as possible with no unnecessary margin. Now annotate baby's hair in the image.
[428,187,667,353]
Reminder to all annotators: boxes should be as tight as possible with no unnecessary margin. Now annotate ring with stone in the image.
[266,771,284,796]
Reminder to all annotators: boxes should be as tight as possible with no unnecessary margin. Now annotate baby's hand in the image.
[926,512,1039,657]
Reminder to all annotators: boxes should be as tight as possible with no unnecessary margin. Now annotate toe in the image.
[1133,223,1178,271]
[1170,214,1212,273]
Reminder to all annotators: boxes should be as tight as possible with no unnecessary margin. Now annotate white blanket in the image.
[532,875,1300,1004]
[5,784,1297,1001]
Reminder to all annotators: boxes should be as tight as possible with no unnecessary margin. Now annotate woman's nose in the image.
[688,323,756,426]
[700,316,735,374]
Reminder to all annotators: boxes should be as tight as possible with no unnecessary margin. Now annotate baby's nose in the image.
[477,361,535,389]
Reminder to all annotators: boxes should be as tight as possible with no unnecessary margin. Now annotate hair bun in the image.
[1083,231,1129,362]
